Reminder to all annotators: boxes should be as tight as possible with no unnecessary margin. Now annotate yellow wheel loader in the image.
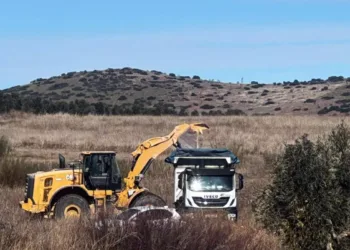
[20,123,208,218]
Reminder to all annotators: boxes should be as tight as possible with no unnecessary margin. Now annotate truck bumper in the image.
[20,200,45,213]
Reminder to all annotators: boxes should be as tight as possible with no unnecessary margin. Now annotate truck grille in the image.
[24,174,35,204]
[192,197,229,207]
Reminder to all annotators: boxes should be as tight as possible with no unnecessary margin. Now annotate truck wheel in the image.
[54,194,89,219]
[130,193,166,207]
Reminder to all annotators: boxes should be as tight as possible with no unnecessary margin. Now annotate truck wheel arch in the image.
[49,186,92,210]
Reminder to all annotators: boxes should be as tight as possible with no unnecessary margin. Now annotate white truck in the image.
[165,148,244,220]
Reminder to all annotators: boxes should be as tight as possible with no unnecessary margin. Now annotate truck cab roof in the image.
[165,148,240,165]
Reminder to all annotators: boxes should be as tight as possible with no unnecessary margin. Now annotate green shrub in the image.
[255,123,350,250]
[225,109,246,116]
[322,96,334,100]
[118,96,127,101]
[48,82,69,90]
[200,104,215,110]
[304,99,316,103]
[147,96,156,101]
[251,84,265,89]
[191,110,199,116]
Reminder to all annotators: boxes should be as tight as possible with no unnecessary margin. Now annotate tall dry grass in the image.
[0,187,279,250]
[0,112,348,249]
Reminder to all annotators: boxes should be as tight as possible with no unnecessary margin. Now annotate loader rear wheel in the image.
[55,194,89,219]
[130,193,166,207]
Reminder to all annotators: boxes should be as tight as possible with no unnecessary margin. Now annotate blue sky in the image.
[1,0,350,89]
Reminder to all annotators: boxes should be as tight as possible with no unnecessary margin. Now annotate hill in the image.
[1,67,350,116]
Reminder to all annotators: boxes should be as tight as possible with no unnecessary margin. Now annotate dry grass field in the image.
[1,112,349,249]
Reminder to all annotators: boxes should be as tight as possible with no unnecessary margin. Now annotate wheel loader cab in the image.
[81,152,122,191]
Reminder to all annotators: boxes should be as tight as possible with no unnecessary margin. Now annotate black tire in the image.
[130,193,166,207]
[54,194,89,219]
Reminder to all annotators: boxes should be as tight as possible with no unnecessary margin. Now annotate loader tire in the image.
[54,194,89,219]
[130,193,166,207]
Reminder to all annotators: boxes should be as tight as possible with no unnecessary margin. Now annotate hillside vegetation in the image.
[2,68,350,116]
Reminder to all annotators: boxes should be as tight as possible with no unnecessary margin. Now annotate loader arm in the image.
[116,123,209,207]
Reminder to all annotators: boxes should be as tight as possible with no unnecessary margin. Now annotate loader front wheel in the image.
[130,193,166,207]
[55,194,89,219]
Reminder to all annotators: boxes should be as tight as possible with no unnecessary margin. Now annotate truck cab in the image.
[165,148,243,220]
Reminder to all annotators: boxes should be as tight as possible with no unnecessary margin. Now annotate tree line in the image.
[0,92,245,116]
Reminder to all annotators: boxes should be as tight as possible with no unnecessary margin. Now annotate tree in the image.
[327,76,344,83]
[254,123,350,250]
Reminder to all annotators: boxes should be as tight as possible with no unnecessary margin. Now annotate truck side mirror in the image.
[237,173,244,190]
[178,178,183,189]
[59,154,66,169]
[178,173,183,189]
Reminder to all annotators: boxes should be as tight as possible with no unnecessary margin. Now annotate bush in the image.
[225,109,246,116]
[118,96,127,101]
[48,82,69,91]
[192,75,201,80]
[72,86,84,91]
[251,84,265,89]
[304,99,316,103]
[169,73,176,78]
[327,76,344,82]
[147,96,156,101]
[200,104,215,110]
[322,96,334,100]
[255,123,350,250]
[191,110,199,116]
[132,69,148,75]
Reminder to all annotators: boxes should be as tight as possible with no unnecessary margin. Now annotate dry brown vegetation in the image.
[1,112,350,249]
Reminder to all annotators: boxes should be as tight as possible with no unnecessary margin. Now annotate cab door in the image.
[83,154,121,191]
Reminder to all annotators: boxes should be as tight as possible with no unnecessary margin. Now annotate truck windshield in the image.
[188,176,233,192]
